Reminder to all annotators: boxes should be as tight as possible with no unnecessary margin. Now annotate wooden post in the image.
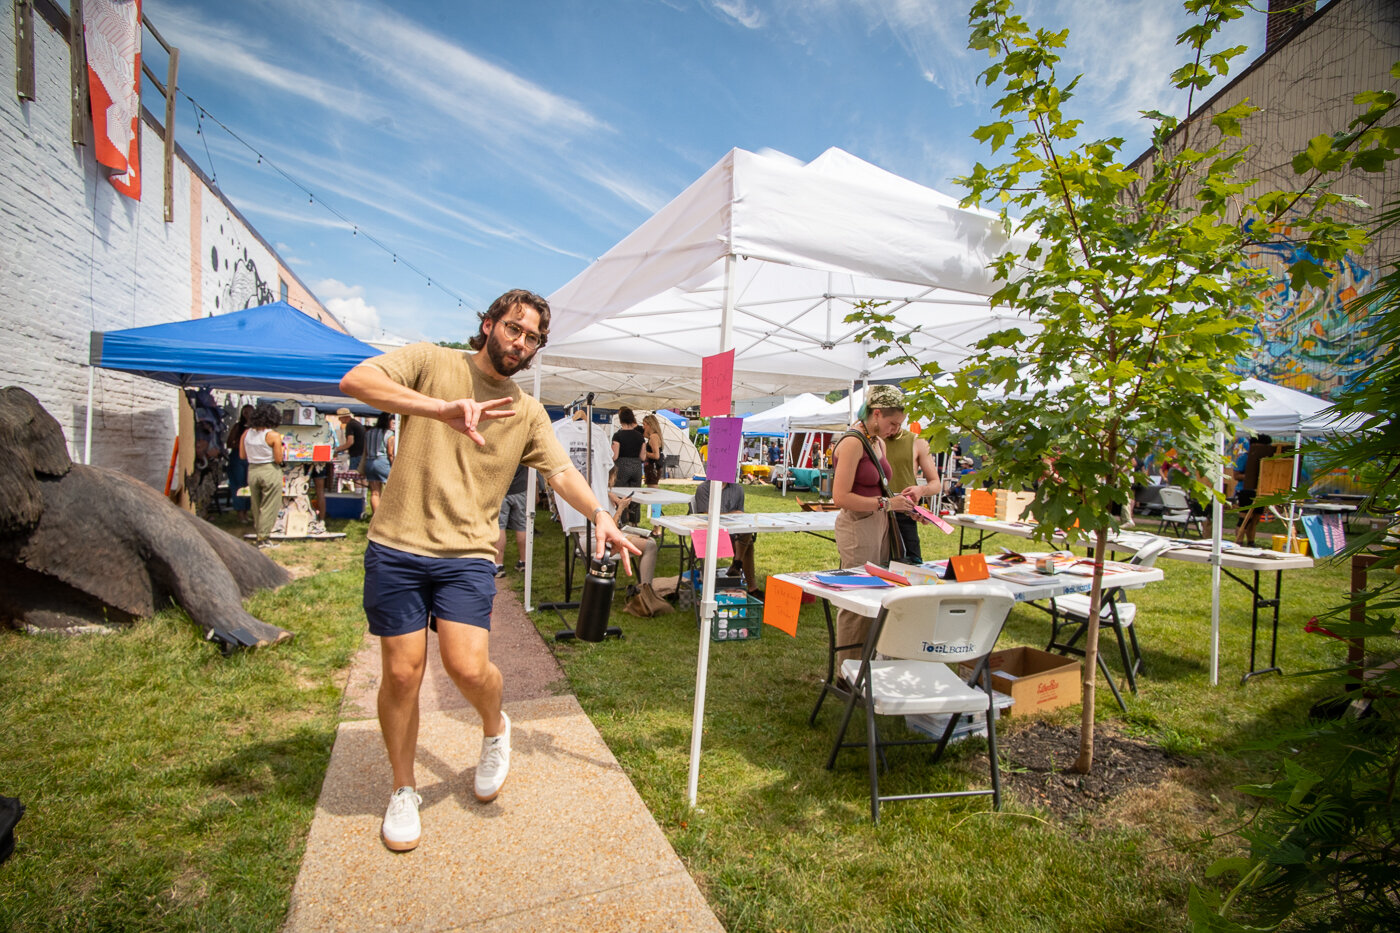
[1348,552,1379,686]
[69,0,87,147]
[14,0,35,101]
[176,389,195,512]
[161,47,178,222]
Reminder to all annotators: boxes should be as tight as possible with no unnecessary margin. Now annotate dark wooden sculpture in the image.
[0,387,293,649]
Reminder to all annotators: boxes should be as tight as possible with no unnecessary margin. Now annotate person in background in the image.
[642,413,665,487]
[607,485,664,600]
[883,425,943,563]
[1233,434,1276,545]
[830,384,914,662]
[240,403,284,548]
[362,412,396,516]
[338,288,638,854]
[224,404,254,524]
[611,406,646,524]
[494,463,530,577]
[336,407,367,471]
[690,480,764,600]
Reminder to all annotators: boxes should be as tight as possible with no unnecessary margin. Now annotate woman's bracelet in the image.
[591,506,608,523]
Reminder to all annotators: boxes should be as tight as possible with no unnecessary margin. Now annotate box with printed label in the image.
[959,646,1079,717]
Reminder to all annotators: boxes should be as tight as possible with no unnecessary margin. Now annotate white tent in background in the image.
[739,393,830,435]
[606,410,705,481]
[529,145,1031,810]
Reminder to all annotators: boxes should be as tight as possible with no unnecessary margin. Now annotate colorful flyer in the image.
[705,416,743,483]
[691,527,734,559]
[763,577,803,637]
[911,502,953,533]
[700,349,735,417]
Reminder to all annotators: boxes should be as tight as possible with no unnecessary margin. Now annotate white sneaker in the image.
[474,712,511,802]
[382,786,422,851]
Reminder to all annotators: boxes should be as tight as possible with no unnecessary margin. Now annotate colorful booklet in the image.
[863,562,911,586]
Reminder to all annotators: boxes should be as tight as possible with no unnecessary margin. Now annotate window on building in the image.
[279,279,289,302]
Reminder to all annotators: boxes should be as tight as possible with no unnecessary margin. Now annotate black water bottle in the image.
[575,549,618,642]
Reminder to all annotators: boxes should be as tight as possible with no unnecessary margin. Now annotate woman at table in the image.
[240,402,285,548]
[642,413,665,487]
[830,384,914,662]
[612,406,646,523]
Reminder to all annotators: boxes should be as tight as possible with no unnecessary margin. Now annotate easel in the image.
[545,393,623,642]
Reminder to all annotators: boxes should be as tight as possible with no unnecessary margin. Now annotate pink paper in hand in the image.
[912,502,954,533]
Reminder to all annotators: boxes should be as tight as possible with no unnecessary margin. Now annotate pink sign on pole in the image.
[700,349,735,417]
[705,416,743,483]
[691,527,734,559]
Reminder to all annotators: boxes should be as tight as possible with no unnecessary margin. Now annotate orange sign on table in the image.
[949,553,990,582]
[763,577,803,637]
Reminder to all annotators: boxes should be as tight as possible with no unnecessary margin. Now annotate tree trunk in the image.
[1073,530,1110,773]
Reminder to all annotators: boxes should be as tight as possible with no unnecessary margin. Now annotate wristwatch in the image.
[878,496,888,511]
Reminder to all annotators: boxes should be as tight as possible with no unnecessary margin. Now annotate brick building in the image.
[1,2,339,487]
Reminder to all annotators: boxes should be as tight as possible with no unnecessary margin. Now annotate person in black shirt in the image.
[691,481,763,599]
[336,407,367,471]
[611,406,645,524]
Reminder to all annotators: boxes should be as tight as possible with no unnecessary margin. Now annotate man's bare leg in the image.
[378,630,428,790]
[436,620,503,736]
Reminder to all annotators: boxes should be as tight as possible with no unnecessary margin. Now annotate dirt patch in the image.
[992,720,1189,821]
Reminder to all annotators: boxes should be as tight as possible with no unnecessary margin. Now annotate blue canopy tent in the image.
[86,301,382,462]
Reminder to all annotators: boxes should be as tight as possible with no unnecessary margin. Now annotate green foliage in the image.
[1190,208,1400,933]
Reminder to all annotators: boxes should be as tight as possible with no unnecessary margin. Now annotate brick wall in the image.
[1,10,331,486]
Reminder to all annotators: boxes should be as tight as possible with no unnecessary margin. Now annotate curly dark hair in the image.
[468,289,551,352]
[249,403,281,430]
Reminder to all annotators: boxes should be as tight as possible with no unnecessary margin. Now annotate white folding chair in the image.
[1047,536,1171,702]
[825,584,1014,824]
[1156,485,1204,537]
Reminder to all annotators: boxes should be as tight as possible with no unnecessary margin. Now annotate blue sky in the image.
[147,0,1268,343]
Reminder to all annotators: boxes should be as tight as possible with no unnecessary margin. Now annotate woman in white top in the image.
[240,403,285,547]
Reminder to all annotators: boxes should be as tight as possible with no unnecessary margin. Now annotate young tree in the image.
[857,0,1397,772]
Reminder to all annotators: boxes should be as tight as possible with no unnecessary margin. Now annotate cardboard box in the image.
[960,646,1080,718]
[994,489,1035,521]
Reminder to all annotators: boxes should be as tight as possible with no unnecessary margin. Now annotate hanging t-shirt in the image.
[553,418,614,533]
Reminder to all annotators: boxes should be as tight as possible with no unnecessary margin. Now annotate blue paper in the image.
[814,574,891,588]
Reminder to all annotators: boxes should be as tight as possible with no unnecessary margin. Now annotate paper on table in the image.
[814,574,892,589]
[763,577,803,637]
[691,527,734,559]
[863,562,910,585]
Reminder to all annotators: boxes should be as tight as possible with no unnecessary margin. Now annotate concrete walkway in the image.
[283,588,723,932]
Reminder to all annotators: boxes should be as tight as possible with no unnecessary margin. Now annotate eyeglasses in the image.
[498,319,543,349]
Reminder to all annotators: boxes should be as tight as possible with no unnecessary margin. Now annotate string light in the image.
[179,91,474,310]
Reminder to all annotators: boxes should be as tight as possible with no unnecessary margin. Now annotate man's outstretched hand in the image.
[439,397,515,445]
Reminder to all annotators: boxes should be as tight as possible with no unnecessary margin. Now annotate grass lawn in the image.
[0,484,1380,932]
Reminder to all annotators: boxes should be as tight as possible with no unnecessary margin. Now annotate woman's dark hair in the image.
[468,289,551,351]
[374,412,392,430]
[250,403,281,430]
[618,406,637,426]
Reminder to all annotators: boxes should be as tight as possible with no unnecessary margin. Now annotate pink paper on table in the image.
[700,349,735,417]
[705,416,743,483]
[912,502,954,533]
[691,527,734,559]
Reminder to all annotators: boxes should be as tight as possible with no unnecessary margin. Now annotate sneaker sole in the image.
[474,780,504,803]
[382,831,419,852]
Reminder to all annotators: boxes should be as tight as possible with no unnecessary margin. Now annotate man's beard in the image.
[485,331,533,377]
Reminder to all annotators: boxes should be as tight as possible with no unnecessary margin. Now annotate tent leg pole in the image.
[1209,429,1225,686]
[84,365,95,464]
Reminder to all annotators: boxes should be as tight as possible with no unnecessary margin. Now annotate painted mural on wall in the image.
[1235,239,1377,398]
[202,206,278,316]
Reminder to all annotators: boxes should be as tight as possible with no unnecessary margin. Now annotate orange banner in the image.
[763,577,803,637]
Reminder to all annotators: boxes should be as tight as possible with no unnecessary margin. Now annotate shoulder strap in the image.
[839,430,893,497]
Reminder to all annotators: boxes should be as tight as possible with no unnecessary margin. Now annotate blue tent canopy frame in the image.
[89,301,383,398]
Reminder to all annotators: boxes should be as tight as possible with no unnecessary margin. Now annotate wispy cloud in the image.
[707,0,766,29]
[806,0,982,102]
[157,5,390,124]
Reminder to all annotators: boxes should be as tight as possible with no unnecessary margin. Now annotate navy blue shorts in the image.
[363,540,496,636]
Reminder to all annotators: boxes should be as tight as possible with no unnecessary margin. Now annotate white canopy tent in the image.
[738,393,829,435]
[530,145,1030,808]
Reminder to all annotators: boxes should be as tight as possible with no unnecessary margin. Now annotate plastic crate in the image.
[904,690,1014,743]
[711,590,763,642]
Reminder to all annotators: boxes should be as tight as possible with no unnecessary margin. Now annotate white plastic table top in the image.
[773,560,1164,619]
[609,486,695,506]
[942,514,1315,572]
[652,511,839,536]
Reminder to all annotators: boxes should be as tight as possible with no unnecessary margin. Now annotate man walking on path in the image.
[340,288,639,853]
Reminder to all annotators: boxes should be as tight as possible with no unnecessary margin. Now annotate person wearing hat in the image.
[830,384,915,663]
[334,406,367,472]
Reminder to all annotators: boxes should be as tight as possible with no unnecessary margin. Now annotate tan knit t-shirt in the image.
[365,343,571,559]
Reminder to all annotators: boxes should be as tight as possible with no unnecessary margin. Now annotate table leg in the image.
[808,600,840,725]
[1236,567,1283,684]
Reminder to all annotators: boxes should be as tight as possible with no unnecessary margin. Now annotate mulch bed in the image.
[989,720,1190,820]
